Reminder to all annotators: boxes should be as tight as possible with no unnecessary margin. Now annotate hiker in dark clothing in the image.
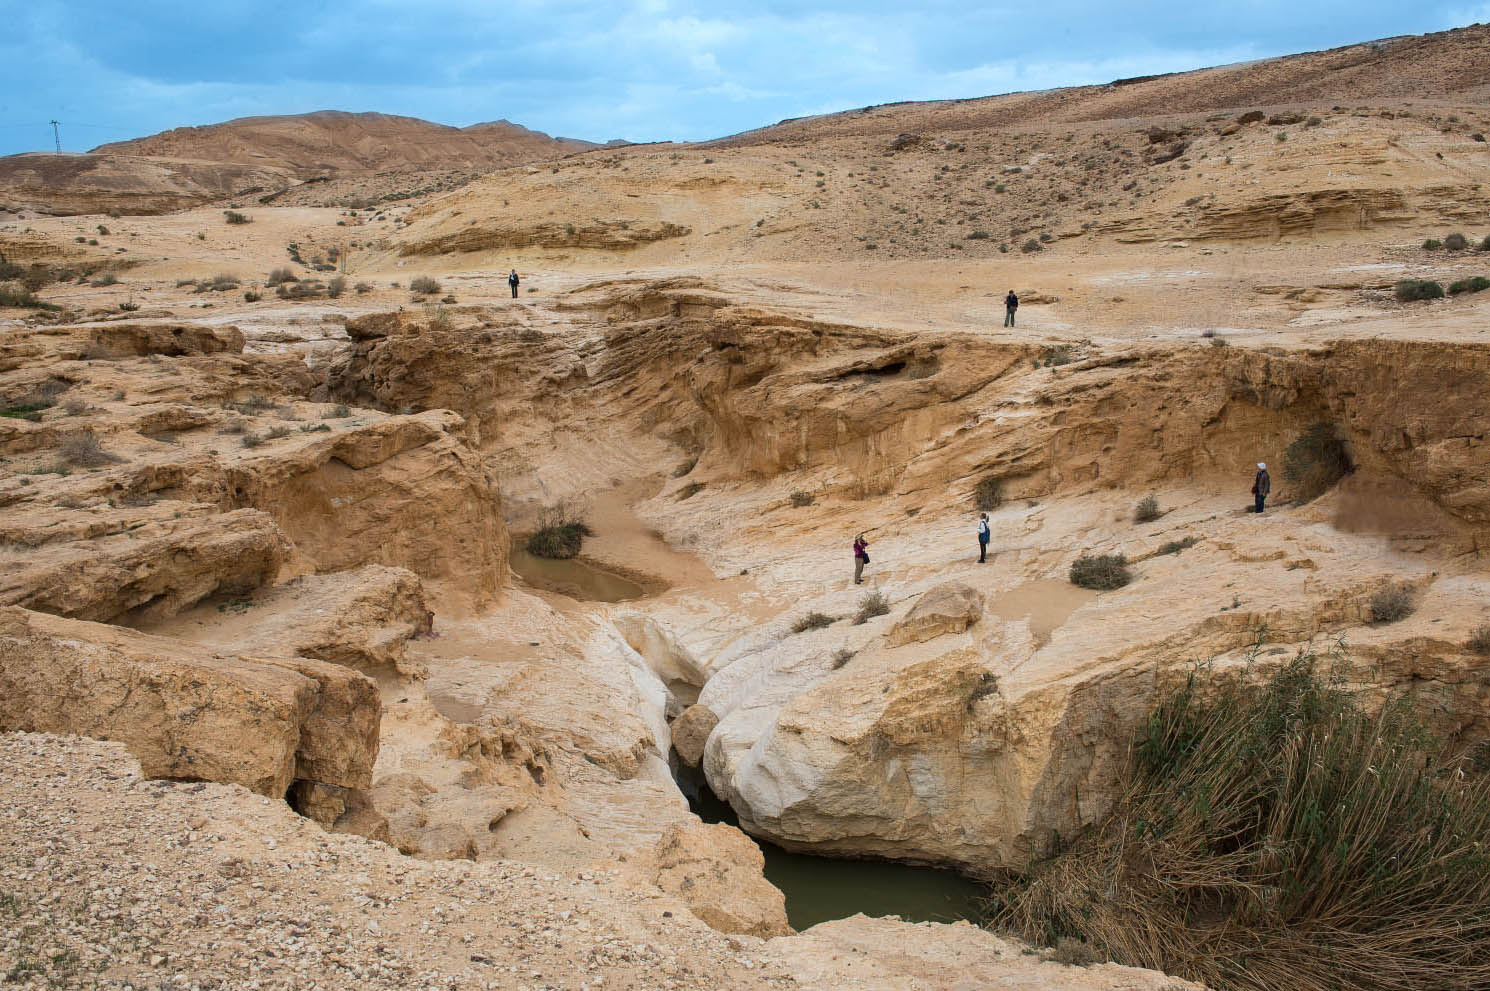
[1004,290,1019,327]
[853,533,869,584]
[977,513,990,563]
[1252,462,1271,514]
[508,269,520,298]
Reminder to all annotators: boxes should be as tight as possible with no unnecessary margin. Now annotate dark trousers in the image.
[978,539,988,562]
[1254,492,1266,514]
[510,284,519,298]
[1004,308,1016,327]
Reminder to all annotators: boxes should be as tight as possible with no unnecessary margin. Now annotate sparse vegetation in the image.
[1282,422,1351,502]
[1133,494,1161,523]
[266,267,297,286]
[671,457,697,478]
[223,210,251,225]
[987,652,1490,991]
[1369,583,1416,624]
[90,272,118,287]
[354,281,374,295]
[791,611,835,634]
[1049,938,1106,967]
[409,275,442,295]
[1449,276,1490,295]
[973,475,1003,511]
[0,287,60,311]
[1468,624,1490,655]
[790,490,815,507]
[324,404,352,419]
[1422,238,1444,251]
[853,590,890,626]
[59,431,121,467]
[244,290,262,302]
[1069,553,1131,590]
[1021,238,1043,253]
[240,432,265,449]
[526,503,592,559]
[266,425,292,440]
[831,648,856,669]
[1445,232,1470,251]
[1156,536,1199,555]
[327,276,347,298]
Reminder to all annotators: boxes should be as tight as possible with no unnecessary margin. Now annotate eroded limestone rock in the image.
[670,703,719,767]
[886,582,983,646]
[650,822,790,938]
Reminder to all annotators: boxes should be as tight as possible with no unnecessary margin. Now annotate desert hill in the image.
[93,110,599,172]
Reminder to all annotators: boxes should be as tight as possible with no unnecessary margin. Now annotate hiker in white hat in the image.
[1252,462,1271,514]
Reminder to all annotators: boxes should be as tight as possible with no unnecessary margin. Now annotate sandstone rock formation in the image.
[886,582,983,646]
[650,822,791,938]
[670,704,719,767]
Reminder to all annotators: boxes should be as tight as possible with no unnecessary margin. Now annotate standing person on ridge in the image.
[977,513,990,563]
[853,532,870,585]
[508,269,520,299]
[1004,290,1019,327]
[1252,462,1271,514]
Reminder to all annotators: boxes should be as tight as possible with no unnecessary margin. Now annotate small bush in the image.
[1283,422,1351,502]
[1481,235,1490,252]
[62,399,88,416]
[90,272,118,287]
[324,404,352,419]
[1156,536,1199,555]
[299,423,331,433]
[118,300,139,312]
[409,275,441,295]
[0,287,59,311]
[973,475,1003,511]
[1468,624,1490,655]
[853,590,890,626]
[60,431,121,467]
[1210,336,1229,348]
[223,210,251,225]
[1396,279,1445,301]
[1448,276,1490,295]
[831,648,856,669]
[1422,238,1443,251]
[1369,583,1415,624]
[790,490,815,507]
[1021,238,1043,253]
[240,432,264,449]
[526,503,592,559]
[354,281,373,294]
[327,276,346,298]
[1134,494,1161,523]
[1046,347,1073,366]
[266,425,292,440]
[1445,232,1470,251]
[266,267,297,286]
[243,291,262,302]
[1070,553,1131,590]
[791,611,835,634]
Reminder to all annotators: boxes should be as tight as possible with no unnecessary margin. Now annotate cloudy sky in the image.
[0,1,1484,155]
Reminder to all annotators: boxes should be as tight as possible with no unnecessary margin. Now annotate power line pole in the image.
[49,120,60,152]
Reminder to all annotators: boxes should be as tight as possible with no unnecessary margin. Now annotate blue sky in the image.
[0,1,1485,156]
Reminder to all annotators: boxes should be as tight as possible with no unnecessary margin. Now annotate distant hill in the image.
[91,110,598,174]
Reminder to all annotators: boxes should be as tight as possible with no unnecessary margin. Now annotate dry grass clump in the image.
[973,475,1003,511]
[790,490,816,507]
[1049,938,1106,967]
[59,431,122,467]
[265,268,297,286]
[1468,624,1490,655]
[324,404,352,419]
[987,653,1490,991]
[1133,494,1161,523]
[853,590,890,625]
[525,502,592,559]
[1156,536,1199,556]
[1069,553,1130,590]
[1282,422,1351,502]
[409,275,441,295]
[1369,583,1416,624]
[223,210,251,225]
[831,648,856,670]
[240,432,265,449]
[790,611,835,634]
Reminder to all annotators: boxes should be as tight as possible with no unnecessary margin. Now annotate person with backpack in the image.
[508,269,520,298]
[1004,290,1019,327]
[853,532,870,584]
[977,513,990,563]
[1252,462,1271,514]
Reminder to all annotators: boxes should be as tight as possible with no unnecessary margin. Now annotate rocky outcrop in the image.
[670,704,719,767]
[0,607,380,798]
[79,322,246,358]
[650,822,790,938]
[400,218,690,256]
[886,582,982,646]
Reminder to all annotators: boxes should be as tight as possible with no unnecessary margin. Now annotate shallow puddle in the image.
[679,768,986,931]
[509,548,647,603]
[987,579,1096,645]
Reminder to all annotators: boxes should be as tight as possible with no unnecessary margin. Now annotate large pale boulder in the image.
[670,703,719,767]
[886,582,983,646]
[0,607,380,797]
[651,822,790,938]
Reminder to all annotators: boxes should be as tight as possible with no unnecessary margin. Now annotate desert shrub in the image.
[1445,232,1470,251]
[1481,235,1490,252]
[299,423,331,433]
[240,432,264,449]
[205,273,239,291]
[967,230,991,240]
[118,300,139,312]
[409,275,441,295]
[1449,276,1490,295]
[1049,938,1106,967]
[1468,624,1490,655]
[266,425,292,440]
[1396,278,1445,301]
[90,272,118,287]
[0,287,59,311]
[1209,336,1229,348]
[327,276,346,298]
[1045,347,1073,367]
[1021,238,1043,253]
[831,648,856,669]
[1369,583,1416,624]
[526,503,592,559]
[266,267,297,286]
[790,490,815,507]
[324,404,351,419]
[244,291,262,302]
[1423,238,1443,250]
[790,611,835,634]
[1282,422,1351,502]
[354,281,373,294]
[986,653,1490,991]
[277,281,325,300]
[426,306,453,332]
[672,457,697,478]
[223,210,251,225]
[1133,494,1161,523]
[1156,536,1198,555]
[1069,553,1130,590]
[60,431,121,467]
[973,475,1003,511]
[853,590,890,626]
